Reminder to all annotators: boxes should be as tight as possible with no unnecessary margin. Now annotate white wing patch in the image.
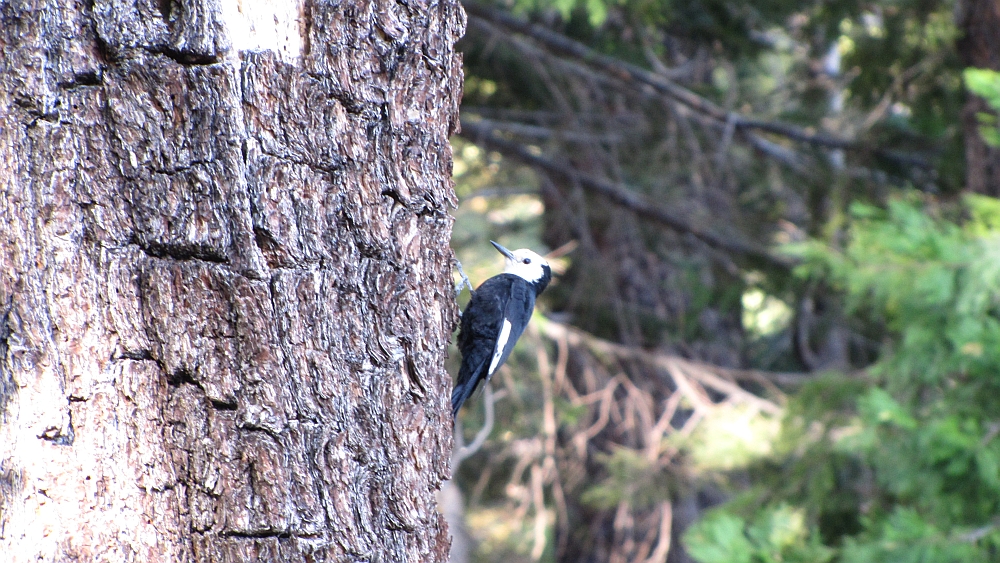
[487,319,513,376]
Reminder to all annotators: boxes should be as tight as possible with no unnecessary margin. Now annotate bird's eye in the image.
[524,258,532,264]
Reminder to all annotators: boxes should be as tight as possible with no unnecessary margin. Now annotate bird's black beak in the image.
[490,240,516,260]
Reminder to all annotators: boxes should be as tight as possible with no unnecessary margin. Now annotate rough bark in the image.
[0,0,464,561]
[957,0,1000,196]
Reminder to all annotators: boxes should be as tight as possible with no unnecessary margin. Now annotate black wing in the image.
[452,275,535,417]
[452,276,509,417]
[487,278,533,380]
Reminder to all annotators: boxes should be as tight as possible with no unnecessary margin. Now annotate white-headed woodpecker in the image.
[452,241,552,418]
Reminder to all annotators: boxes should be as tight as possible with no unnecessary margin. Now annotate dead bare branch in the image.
[644,502,673,563]
[668,359,782,415]
[460,119,794,269]
[539,320,794,415]
[464,2,934,172]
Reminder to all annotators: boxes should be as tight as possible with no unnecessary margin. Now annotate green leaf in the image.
[859,388,917,430]
[585,0,608,26]
[964,68,1000,111]
[965,68,1000,146]
[975,447,1000,493]
[684,512,754,563]
[551,0,576,20]
[964,194,1000,232]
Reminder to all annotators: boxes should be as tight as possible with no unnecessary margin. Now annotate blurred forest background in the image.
[445,0,1000,561]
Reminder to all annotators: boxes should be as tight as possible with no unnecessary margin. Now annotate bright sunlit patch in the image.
[684,404,781,471]
[467,506,548,560]
[467,196,489,213]
[891,102,913,118]
[837,34,855,56]
[486,195,544,225]
[712,66,732,92]
[742,289,793,337]
[462,144,482,161]
[961,342,984,357]
[220,0,304,62]
[862,12,885,38]
[465,77,499,99]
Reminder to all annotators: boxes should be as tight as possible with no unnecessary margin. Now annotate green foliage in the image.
[685,512,756,563]
[686,196,1000,561]
[840,508,983,563]
[964,68,1000,147]
[684,505,835,563]
[788,196,1000,390]
[965,69,1000,111]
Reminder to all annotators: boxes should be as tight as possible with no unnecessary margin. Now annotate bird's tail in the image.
[451,357,486,419]
[451,377,478,419]
[452,350,492,420]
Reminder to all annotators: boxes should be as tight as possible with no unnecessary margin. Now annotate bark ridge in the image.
[0,0,465,560]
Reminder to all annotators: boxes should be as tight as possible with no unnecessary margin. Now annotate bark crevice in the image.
[1,0,464,559]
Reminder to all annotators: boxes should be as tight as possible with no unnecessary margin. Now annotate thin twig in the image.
[530,464,548,559]
[453,385,497,465]
[646,391,682,462]
[660,358,716,413]
[958,520,1000,543]
[455,259,475,297]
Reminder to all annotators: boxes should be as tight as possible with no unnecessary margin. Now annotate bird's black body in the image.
[452,267,551,418]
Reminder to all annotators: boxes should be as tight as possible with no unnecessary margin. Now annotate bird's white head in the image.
[491,241,551,285]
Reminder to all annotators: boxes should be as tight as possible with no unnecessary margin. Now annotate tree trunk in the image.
[0,0,464,561]
[957,0,1000,195]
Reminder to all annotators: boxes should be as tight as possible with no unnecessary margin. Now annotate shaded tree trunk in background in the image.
[957,0,1000,195]
[0,0,464,560]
